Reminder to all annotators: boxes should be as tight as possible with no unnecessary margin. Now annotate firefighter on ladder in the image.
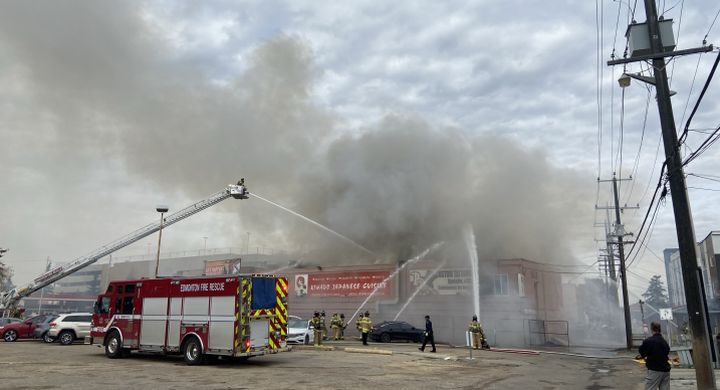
[311,311,324,346]
[469,315,489,349]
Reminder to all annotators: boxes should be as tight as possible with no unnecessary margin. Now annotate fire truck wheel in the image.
[105,331,124,359]
[58,330,75,345]
[182,337,205,365]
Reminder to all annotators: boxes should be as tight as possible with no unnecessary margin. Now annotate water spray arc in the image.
[251,192,378,257]
[393,260,447,321]
[349,242,444,323]
[463,223,481,321]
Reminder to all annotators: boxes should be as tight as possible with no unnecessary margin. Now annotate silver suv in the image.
[47,313,92,345]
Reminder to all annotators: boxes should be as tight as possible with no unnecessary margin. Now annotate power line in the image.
[624,90,651,203]
[704,6,720,44]
[597,0,604,182]
[688,186,720,192]
[624,164,668,267]
[617,79,627,181]
[668,0,685,86]
[677,54,704,132]
[660,0,683,16]
[680,51,720,146]
[626,192,663,269]
[687,173,720,183]
[683,125,720,167]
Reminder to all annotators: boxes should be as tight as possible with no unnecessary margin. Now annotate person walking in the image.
[360,311,372,346]
[419,315,436,353]
[311,311,324,347]
[638,322,671,390]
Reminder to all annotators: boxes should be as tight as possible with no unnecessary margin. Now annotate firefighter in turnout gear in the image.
[356,313,364,333]
[311,311,324,346]
[469,315,489,349]
[331,313,342,340]
[360,311,372,346]
[339,313,347,340]
[321,311,328,340]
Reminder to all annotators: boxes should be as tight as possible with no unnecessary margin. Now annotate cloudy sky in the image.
[1,0,719,299]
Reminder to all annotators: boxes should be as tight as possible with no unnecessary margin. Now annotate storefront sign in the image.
[294,271,393,298]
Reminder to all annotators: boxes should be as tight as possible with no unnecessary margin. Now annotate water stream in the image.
[251,192,377,257]
[393,260,446,321]
[348,242,444,323]
[463,223,481,320]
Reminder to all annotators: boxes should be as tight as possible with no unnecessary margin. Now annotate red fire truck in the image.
[87,274,289,365]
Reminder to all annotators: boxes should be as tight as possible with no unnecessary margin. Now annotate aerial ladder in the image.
[0,179,250,316]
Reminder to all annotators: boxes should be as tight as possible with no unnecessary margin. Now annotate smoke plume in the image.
[0,1,594,270]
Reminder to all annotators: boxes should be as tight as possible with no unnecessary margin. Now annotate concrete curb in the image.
[292,345,336,351]
[345,347,393,355]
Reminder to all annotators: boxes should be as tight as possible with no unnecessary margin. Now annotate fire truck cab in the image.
[88,275,289,365]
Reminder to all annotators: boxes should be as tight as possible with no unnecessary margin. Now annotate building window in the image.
[494,274,508,296]
[517,273,525,297]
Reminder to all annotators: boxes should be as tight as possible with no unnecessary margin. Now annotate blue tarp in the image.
[251,277,276,310]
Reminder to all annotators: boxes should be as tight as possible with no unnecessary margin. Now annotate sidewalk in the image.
[668,369,720,389]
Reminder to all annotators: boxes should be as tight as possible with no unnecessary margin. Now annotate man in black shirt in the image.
[418,315,436,353]
[638,322,671,390]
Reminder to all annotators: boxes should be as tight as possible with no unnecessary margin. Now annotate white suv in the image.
[47,313,92,345]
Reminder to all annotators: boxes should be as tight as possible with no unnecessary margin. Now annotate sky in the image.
[1,0,720,301]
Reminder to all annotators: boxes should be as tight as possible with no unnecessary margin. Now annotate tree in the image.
[642,275,669,308]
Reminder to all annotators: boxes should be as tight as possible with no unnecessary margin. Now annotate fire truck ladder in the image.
[0,180,249,315]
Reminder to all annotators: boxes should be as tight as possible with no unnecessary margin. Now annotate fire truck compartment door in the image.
[167,297,182,348]
[208,296,234,350]
[251,277,275,310]
[250,319,269,347]
[140,297,168,346]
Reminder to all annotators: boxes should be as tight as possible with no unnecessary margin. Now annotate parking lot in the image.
[0,339,653,390]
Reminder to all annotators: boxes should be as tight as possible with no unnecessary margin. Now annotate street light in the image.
[618,72,677,96]
[154,205,169,278]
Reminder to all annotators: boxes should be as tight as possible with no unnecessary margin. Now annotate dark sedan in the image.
[369,321,425,343]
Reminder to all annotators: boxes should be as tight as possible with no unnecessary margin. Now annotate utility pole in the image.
[608,1,715,387]
[597,175,638,350]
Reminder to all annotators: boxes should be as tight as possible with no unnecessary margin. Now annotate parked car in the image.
[32,315,59,343]
[287,315,314,345]
[0,315,53,342]
[369,321,425,343]
[0,317,22,326]
[46,313,92,345]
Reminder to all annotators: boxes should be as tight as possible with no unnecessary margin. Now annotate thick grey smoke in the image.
[293,115,593,265]
[0,1,594,271]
